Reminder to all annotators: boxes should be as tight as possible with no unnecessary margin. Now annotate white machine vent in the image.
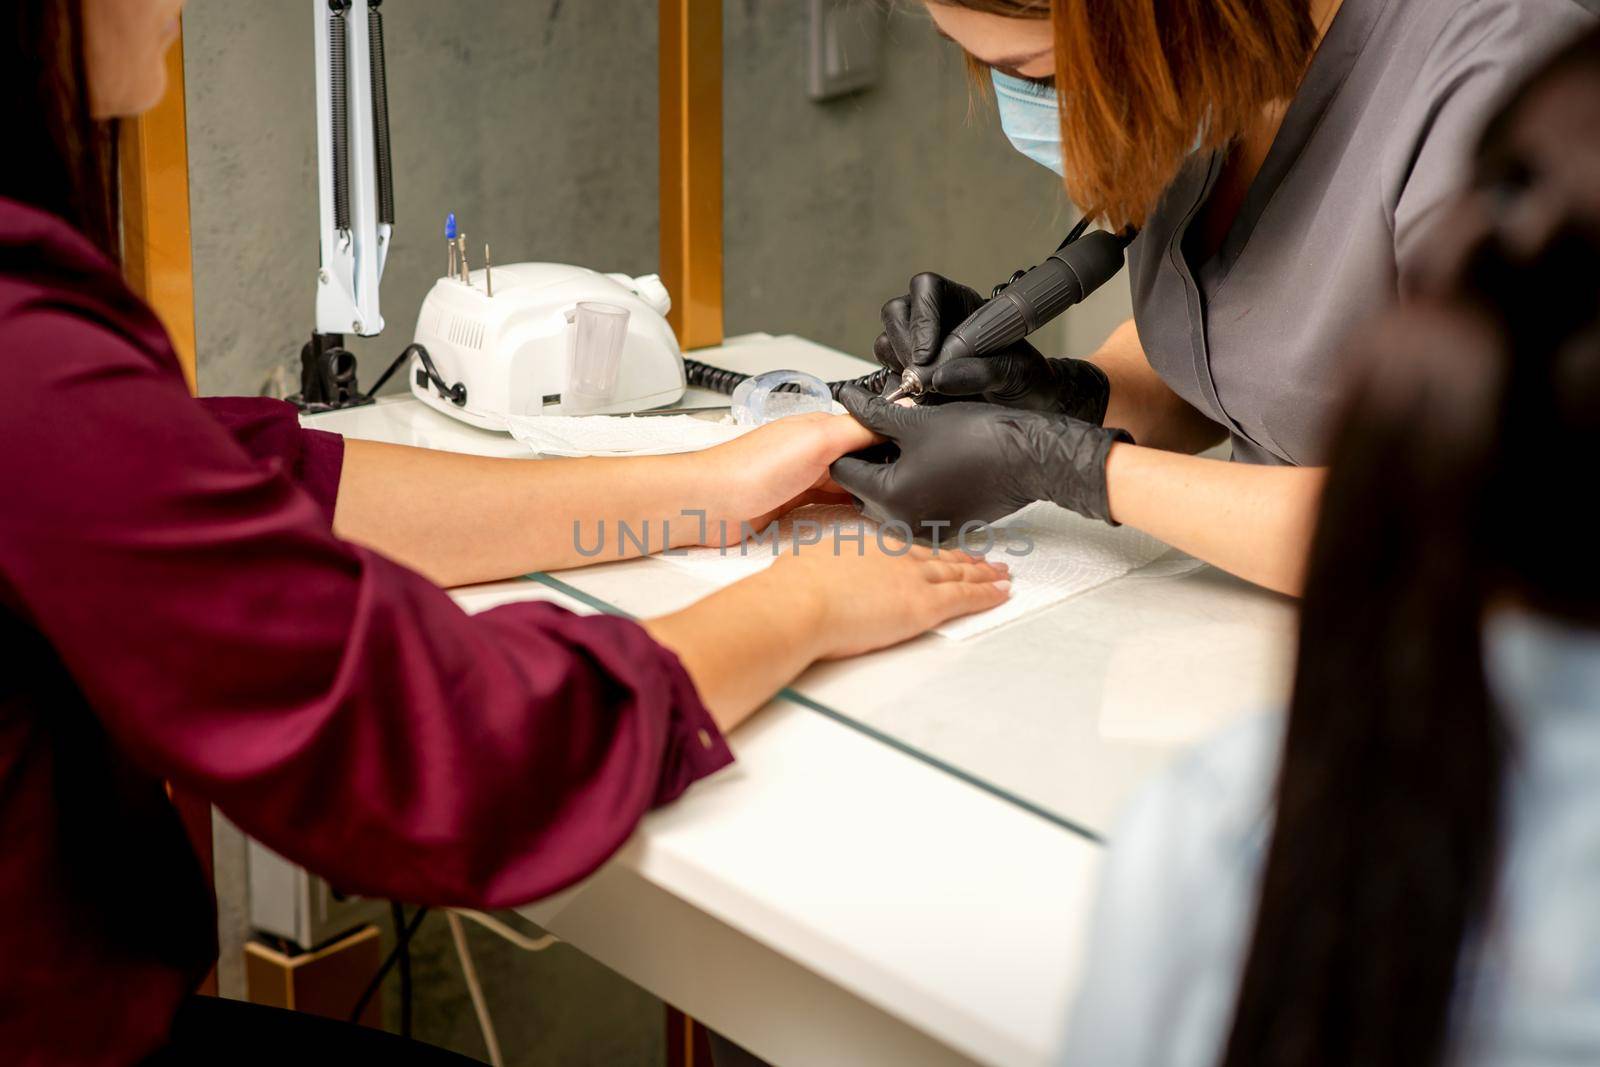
[448,315,485,350]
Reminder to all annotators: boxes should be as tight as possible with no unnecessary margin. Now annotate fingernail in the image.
[994,579,1012,593]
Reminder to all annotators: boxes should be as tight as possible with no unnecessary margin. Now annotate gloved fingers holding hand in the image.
[830,386,1038,534]
[830,385,1132,539]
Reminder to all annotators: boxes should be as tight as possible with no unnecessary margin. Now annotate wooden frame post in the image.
[120,22,199,392]
[245,927,383,1027]
[660,0,724,350]
[665,1004,714,1067]
[660,5,723,1048]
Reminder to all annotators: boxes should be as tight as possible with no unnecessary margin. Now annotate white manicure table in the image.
[304,333,1297,1067]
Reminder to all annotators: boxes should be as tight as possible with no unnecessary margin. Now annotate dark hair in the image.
[2,0,119,256]
[1221,27,1600,1067]
[932,0,1317,228]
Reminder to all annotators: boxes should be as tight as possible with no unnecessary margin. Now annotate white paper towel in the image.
[654,502,1178,639]
[505,413,750,457]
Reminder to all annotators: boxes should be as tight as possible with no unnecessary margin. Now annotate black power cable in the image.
[365,342,464,406]
[349,904,429,1026]
[291,338,467,413]
[392,902,413,1039]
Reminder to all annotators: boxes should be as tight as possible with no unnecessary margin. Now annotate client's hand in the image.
[765,537,1010,661]
[692,412,880,544]
[644,535,1009,729]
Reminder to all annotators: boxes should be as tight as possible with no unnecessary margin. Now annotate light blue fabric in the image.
[1060,613,1600,1066]
[991,71,1066,176]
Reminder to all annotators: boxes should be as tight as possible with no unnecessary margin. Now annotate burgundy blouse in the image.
[0,199,731,1065]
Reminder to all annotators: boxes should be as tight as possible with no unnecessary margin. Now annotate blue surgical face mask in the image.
[991,70,1066,176]
[991,69,1210,178]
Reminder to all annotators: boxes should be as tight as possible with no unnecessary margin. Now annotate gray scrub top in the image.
[1129,0,1597,466]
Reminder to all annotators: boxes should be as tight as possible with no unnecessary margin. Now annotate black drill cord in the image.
[393,901,412,1039]
[683,218,1125,403]
[682,358,891,401]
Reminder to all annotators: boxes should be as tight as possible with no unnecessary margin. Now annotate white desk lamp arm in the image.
[313,0,392,339]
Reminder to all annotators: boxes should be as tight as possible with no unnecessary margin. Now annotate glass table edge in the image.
[522,571,1106,844]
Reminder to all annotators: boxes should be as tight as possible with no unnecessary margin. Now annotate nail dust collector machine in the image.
[291,0,685,426]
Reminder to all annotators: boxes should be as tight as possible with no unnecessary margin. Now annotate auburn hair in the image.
[935,0,1319,228]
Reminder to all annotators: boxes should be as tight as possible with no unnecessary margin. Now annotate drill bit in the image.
[883,368,923,404]
[484,243,493,297]
[458,235,469,284]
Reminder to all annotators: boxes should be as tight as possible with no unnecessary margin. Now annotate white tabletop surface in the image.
[304,333,1297,1066]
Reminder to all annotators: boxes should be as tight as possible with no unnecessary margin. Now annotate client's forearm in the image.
[333,439,711,586]
[643,569,825,731]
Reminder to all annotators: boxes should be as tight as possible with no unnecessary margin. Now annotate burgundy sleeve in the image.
[0,310,732,908]
[196,397,346,524]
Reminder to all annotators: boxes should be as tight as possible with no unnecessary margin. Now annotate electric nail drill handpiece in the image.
[885,228,1135,403]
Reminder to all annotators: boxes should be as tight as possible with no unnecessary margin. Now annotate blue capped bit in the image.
[445,212,458,239]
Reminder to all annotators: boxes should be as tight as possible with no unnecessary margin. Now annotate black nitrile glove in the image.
[829,385,1132,537]
[874,272,1113,424]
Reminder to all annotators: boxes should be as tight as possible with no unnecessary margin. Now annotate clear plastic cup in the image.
[564,301,631,413]
[730,369,834,426]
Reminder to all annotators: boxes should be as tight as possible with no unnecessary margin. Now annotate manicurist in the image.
[835,0,1596,594]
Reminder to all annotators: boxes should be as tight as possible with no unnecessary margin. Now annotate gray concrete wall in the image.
[183,0,1129,1061]
[185,0,663,396]
[723,0,1129,360]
